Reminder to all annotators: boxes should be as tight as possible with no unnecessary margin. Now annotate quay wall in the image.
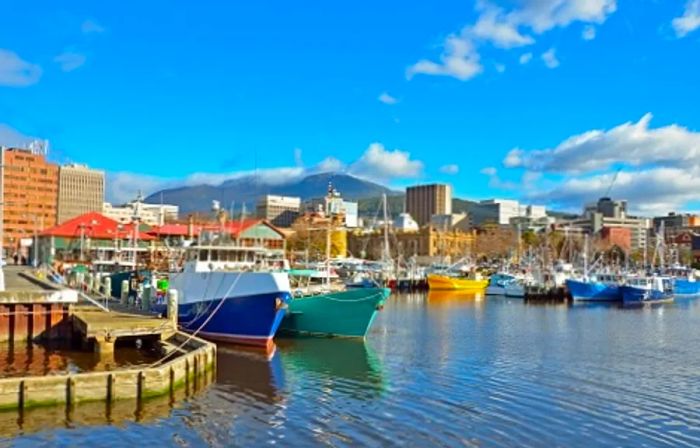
[0,331,216,411]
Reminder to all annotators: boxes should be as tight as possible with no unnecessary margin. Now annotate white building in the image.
[394,213,420,232]
[431,213,470,231]
[472,199,546,226]
[256,195,301,227]
[103,201,179,226]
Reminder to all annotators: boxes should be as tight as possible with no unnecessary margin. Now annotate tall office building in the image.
[405,184,452,226]
[1,146,59,256]
[256,195,301,227]
[57,163,105,224]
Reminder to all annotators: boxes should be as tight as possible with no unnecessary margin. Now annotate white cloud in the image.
[503,113,700,173]
[378,92,398,105]
[582,25,597,40]
[673,0,700,37]
[469,5,535,48]
[82,19,105,34]
[316,156,344,172]
[54,52,86,72]
[106,144,423,203]
[494,63,506,73]
[440,164,460,175]
[407,36,483,81]
[541,48,560,68]
[519,52,533,64]
[0,49,42,87]
[498,114,700,214]
[293,147,303,166]
[480,166,497,176]
[350,142,423,181]
[0,124,37,148]
[410,0,615,81]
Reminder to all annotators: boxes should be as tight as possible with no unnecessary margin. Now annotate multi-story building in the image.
[0,146,59,259]
[556,197,651,251]
[103,200,179,226]
[405,183,452,226]
[465,199,547,227]
[256,195,301,228]
[57,163,105,224]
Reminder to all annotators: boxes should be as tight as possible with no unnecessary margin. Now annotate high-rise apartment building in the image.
[0,147,59,256]
[256,195,301,227]
[57,163,105,224]
[405,184,452,226]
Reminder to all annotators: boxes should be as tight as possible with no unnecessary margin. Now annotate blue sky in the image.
[1,0,700,214]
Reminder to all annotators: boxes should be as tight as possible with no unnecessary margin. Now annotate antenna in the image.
[604,168,622,197]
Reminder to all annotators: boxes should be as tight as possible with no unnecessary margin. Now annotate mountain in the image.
[145,172,399,214]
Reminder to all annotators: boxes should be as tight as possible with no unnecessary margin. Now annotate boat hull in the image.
[620,285,673,305]
[674,279,700,297]
[279,288,390,338]
[428,274,489,291]
[170,271,291,349]
[566,279,621,302]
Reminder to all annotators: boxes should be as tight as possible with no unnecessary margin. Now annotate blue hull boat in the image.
[673,279,700,297]
[620,286,673,305]
[179,291,291,349]
[566,279,621,302]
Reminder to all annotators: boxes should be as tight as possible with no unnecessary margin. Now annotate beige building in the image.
[257,195,300,228]
[405,184,452,226]
[103,201,178,226]
[57,164,105,224]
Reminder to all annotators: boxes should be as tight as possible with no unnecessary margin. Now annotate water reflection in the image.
[278,338,385,399]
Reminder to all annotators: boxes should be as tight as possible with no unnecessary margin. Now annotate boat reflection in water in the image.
[427,290,485,307]
[277,338,385,400]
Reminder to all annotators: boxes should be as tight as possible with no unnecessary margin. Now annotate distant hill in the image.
[145,172,399,214]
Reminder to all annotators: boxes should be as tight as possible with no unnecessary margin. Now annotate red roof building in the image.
[41,211,154,241]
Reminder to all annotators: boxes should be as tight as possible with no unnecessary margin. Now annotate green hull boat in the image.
[278,287,390,338]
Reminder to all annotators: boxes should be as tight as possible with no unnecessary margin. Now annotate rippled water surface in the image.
[5,292,700,447]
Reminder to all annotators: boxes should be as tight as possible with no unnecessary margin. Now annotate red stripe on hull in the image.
[194,330,276,353]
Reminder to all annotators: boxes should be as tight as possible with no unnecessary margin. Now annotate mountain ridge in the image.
[145,172,400,214]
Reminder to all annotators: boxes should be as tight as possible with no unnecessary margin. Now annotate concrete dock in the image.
[0,266,217,413]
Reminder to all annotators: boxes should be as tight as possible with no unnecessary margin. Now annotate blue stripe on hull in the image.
[566,279,621,302]
[620,286,673,305]
[178,292,291,346]
[674,279,700,296]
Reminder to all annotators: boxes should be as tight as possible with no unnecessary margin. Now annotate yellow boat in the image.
[427,273,489,291]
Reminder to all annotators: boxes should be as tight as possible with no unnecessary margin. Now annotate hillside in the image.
[145,172,398,214]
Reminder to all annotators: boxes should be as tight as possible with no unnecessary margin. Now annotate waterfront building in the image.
[405,183,452,226]
[57,163,105,224]
[256,195,301,228]
[431,213,470,231]
[394,213,420,232]
[307,196,358,228]
[556,197,650,251]
[347,226,475,264]
[37,211,154,267]
[0,146,59,261]
[103,200,178,226]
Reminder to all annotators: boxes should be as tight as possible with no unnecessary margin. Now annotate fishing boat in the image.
[485,273,517,295]
[504,279,526,298]
[427,273,489,291]
[279,269,388,338]
[673,277,700,297]
[620,276,674,305]
[566,274,623,302]
[169,243,291,351]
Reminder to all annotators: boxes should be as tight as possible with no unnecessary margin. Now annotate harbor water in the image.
[5,292,700,447]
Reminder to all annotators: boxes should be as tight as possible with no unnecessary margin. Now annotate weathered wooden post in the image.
[121,280,129,306]
[168,289,178,329]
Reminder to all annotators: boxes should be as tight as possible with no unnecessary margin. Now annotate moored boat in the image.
[621,276,674,305]
[169,244,291,351]
[566,274,623,302]
[674,278,700,297]
[427,273,489,292]
[279,285,389,338]
[485,273,516,295]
